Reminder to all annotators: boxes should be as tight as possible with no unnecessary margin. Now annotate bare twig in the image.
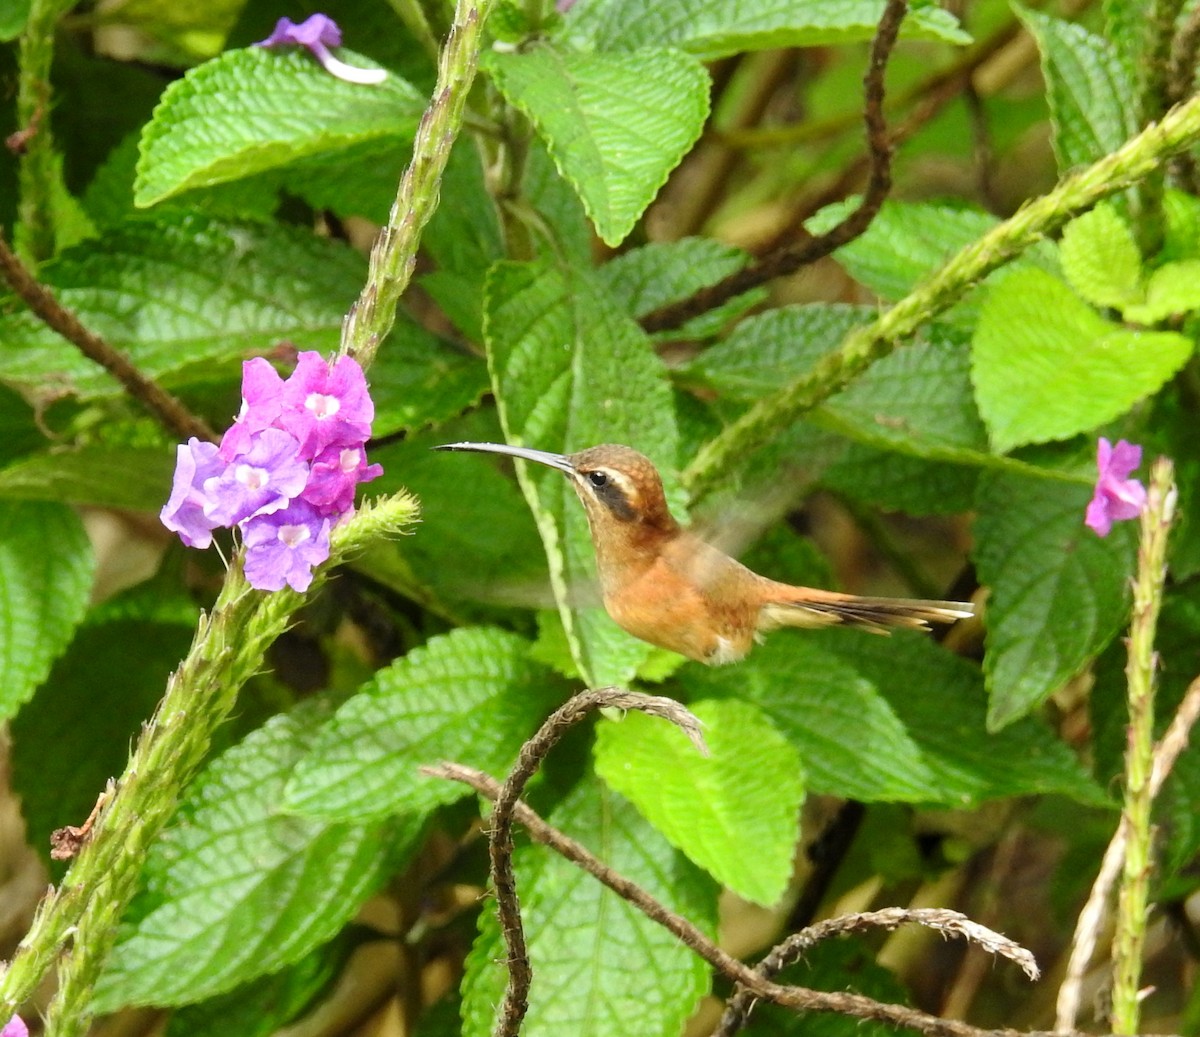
[481,688,706,1037]
[715,908,1039,1037]
[1055,671,1200,1032]
[0,233,217,444]
[637,0,907,334]
[426,762,1063,1037]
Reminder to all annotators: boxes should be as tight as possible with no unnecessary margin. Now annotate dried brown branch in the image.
[0,232,217,444]
[425,762,1081,1037]
[637,0,907,335]
[1055,673,1200,1032]
[479,688,706,1037]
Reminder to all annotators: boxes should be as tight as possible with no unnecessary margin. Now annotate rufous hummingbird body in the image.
[435,442,974,665]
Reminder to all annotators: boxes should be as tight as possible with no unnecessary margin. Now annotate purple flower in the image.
[161,439,228,549]
[279,351,375,457]
[1,1016,28,1037]
[205,428,310,527]
[256,14,387,85]
[1086,437,1147,537]
[304,444,383,514]
[243,499,332,592]
[219,358,286,460]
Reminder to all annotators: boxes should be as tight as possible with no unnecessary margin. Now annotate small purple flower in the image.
[256,14,387,85]
[161,439,228,549]
[243,498,332,592]
[2,1015,28,1037]
[279,351,375,457]
[219,358,286,461]
[1086,437,1147,537]
[304,444,383,514]
[205,428,310,527]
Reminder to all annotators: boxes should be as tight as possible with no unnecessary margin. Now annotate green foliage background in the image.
[2,0,1200,1035]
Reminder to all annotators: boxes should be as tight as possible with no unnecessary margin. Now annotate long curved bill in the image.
[433,441,575,474]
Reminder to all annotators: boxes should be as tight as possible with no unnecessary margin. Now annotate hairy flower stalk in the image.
[0,491,416,1037]
[1111,456,1176,1034]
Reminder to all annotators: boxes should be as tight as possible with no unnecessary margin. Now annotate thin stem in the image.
[682,92,1200,500]
[13,0,73,264]
[383,0,442,64]
[3,493,417,1037]
[1111,458,1176,1035]
[1134,0,1186,254]
[339,0,495,371]
[0,233,217,444]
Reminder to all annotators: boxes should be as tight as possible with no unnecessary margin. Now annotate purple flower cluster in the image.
[1085,437,1146,537]
[161,351,382,591]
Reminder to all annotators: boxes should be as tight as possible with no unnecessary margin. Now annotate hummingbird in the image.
[434,442,974,665]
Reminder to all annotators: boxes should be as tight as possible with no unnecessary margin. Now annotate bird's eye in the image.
[587,470,608,488]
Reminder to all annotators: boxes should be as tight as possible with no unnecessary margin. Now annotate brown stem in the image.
[638,0,907,334]
[481,688,706,1037]
[0,233,217,444]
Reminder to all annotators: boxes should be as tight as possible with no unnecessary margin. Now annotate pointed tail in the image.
[759,588,974,635]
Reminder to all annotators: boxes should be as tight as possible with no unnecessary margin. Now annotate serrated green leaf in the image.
[1123,260,1200,324]
[972,268,1193,453]
[0,445,175,510]
[594,699,802,906]
[285,628,562,821]
[564,0,969,59]
[95,700,422,1009]
[460,780,715,1037]
[1015,6,1136,173]
[1059,203,1142,309]
[815,630,1107,803]
[973,472,1136,729]
[485,45,709,246]
[597,237,764,338]
[11,618,191,869]
[483,259,681,686]
[1161,189,1200,263]
[0,213,366,399]
[0,503,94,722]
[819,446,980,515]
[677,638,939,802]
[135,47,422,206]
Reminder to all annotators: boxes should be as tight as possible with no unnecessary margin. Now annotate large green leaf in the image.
[135,47,422,205]
[485,45,710,246]
[284,628,563,822]
[95,700,421,1008]
[972,268,1193,453]
[594,698,803,906]
[1015,6,1136,173]
[0,213,366,399]
[0,502,94,722]
[0,445,175,511]
[973,471,1137,729]
[460,780,715,1037]
[1059,202,1142,309]
[483,259,681,686]
[564,0,969,58]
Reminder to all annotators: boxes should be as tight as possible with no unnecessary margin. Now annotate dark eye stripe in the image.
[582,469,636,521]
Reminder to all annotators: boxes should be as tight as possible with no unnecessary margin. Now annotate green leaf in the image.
[0,213,366,399]
[819,446,980,515]
[677,638,939,803]
[1014,6,1136,173]
[973,471,1136,729]
[971,267,1193,453]
[1059,203,1142,309]
[460,779,715,1037]
[597,237,764,339]
[0,503,94,722]
[0,0,30,40]
[483,259,681,686]
[284,628,563,822]
[95,700,422,1009]
[485,45,709,246]
[594,699,803,906]
[1123,260,1200,324]
[134,47,423,206]
[565,0,969,58]
[0,444,175,511]
[11,618,192,870]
